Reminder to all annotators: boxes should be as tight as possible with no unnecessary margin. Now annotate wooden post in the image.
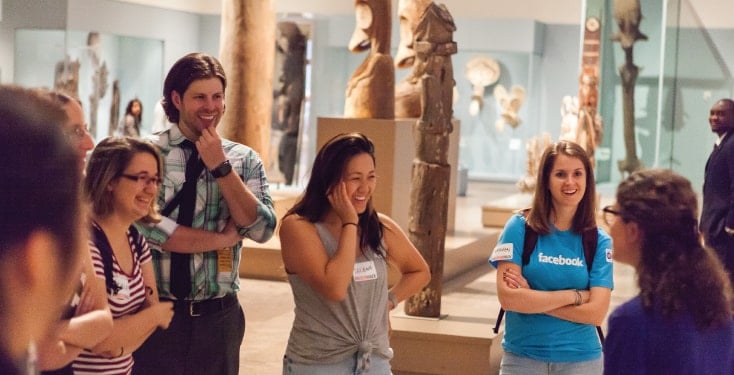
[404,3,457,318]
[218,0,275,164]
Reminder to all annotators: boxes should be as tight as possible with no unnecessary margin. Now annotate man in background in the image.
[701,98,734,286]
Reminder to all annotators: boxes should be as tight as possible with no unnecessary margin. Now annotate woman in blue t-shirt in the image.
[489,140,613,374]
[603,169,733,374]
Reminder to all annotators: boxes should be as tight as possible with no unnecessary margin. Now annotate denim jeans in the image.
[500,351,603,375]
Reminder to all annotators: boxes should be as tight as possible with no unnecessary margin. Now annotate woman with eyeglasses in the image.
[39,91,113,375]
[603,169,733,375]
[73,137,174,374]
[489,140,613,374]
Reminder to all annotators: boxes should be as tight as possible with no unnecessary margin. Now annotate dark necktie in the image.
[170,140,203,299]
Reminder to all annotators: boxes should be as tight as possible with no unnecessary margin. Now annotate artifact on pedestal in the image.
[612,0,647,176]
[517,133,552,193]
[394,0,432,118]
[493,84,525,132]
[465,56,500,116]
[403,2,457,318]
[219,0,275,162]
[344,0,395,119]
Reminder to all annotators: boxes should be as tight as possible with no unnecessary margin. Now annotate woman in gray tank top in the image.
[279,132,430,374]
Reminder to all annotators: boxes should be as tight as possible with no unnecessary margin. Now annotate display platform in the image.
[481,192,532,228]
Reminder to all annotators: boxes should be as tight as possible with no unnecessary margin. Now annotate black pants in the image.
[133,296,245,375]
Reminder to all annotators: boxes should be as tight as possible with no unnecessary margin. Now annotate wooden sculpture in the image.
[612,0,647,176]
[394,0,432,118]
[344,0,395,119]
[274,21,307,185]
[403,3,457,318]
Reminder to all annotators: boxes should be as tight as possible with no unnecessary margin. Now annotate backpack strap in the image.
[521,222,539,267]
[581,226,598,272]
[91,223,121,295]
[128,224,144,257]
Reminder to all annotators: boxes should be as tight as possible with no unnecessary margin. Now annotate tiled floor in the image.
[236,181,639,374]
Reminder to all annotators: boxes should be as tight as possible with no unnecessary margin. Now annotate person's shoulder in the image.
[280,214,317,239]
[609,296,644,320]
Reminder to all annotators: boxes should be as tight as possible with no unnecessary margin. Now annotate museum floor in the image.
[234,181,638,375]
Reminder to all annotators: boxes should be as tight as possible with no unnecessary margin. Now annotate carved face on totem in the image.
[395,0,432,69]
[349,0,391,54]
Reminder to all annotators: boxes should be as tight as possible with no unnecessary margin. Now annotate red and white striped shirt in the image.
[73,224,152,375]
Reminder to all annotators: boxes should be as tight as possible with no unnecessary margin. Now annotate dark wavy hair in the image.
[162,52,226,124]
[285,132,383,254]
[616,169,733,329]
[527,140,597,235]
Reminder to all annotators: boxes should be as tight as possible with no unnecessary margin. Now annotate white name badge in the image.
[490,243,514,261]
[353,260,378,282]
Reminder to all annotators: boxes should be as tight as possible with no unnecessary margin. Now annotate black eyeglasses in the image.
[120,174,161,187]
[602,206,621,226]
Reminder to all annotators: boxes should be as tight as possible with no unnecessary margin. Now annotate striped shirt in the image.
[137,124,277,300]
[73,223,152,375]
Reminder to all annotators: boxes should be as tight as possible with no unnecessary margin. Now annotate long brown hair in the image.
[527,140,597,235]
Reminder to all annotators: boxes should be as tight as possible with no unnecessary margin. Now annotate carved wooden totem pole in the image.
[219,0,275,162]
[403,3,457,318]
[394,0,432,118]
[576,16,604,169]
[344,0,395,119]
[612,0,647,176]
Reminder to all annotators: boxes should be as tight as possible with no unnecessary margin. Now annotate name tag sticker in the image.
[353,260,378,282]
[605,248,613,263]
[490,243,514,261]
[217,247,234,273]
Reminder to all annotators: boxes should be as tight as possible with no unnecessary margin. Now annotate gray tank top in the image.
[284,222,392,366]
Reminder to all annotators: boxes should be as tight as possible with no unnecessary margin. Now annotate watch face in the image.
[586,17,600,32]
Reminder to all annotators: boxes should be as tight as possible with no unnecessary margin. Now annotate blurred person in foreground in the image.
[603,169,734,375]
[0,85,87,374]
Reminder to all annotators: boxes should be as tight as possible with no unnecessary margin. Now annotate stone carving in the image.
[394,0,432,118]
[517,133,552,193]
[403,2,457,318]
[273,21,307,185]
[344,0,395,119]
[465,56,500,116]
[493,84,526,132]
[612,0,647,176]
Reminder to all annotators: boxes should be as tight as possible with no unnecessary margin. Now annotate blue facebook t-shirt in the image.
[489,214,614,362]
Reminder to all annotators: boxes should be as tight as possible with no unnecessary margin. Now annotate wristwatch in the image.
[210,160,232,178]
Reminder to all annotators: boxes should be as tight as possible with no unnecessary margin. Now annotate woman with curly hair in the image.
[603,169,734,374]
